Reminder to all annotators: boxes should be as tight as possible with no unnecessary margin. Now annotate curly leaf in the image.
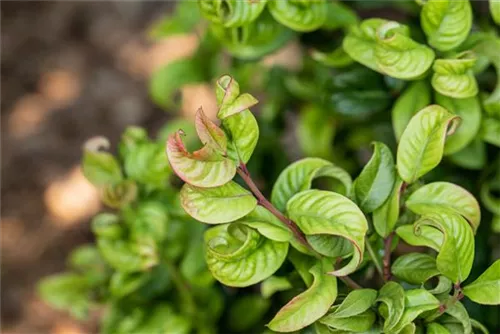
[427,275,453,295]
[166,131,236,188]
[267,258,337,332]
[443,301,472,334]
[204,224,288,287]
[393,289,440,332]
[463,259,500,305]
[199,0,268,27]
[272,158,352,212]
[210,11,293,60]
[421,0,472,51]
[479,117,500,147]
[320,310,376,332]
[222,109,259,163]
[267,0,327,32]
[354,141,396,213]
[432,53,478,98]
[286,190,368,276]
[180,181,257,224]
[392,253,440,284]
[373,178,404,238]
[82,137,122,186]
[414,210,474,283]
[396,105,459,183]
[343,18,388,71]
[374,21,435,80]
[330,289,377,318]
[392,80,432,142]
[237,206,292,242]
[406,182,481,232]
[436,94,481,154]
[396,225,443,252]
[376,281,405,333]
[149,58,204,108]
[195,107,227,154]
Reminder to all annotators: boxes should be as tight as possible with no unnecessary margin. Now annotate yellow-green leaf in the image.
[463,259,500,305]
[376,281,405,332]
[432,53,478,98]
[267,0,327,32]
[392,253,440,284]
[373,178,404,238]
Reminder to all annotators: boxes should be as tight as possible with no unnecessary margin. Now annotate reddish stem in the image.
[237,163,315,254]
[383,232,395,281]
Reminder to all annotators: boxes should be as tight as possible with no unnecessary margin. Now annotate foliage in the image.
[39,0,500,333]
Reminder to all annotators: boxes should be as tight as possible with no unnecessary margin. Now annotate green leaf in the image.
[471,319,490,334]
[261,276,293,298]
[109,271,149,298]
[328,89,392,118]
[434,94,482,155]
[100,180,137,209]
[267,0,327,32]
[222,109,259,163]
[481,177,500,215]
[392,81,432,142]
[479,117,500,147]
[396,224,443,252]
[374,21,435,80]
[491,0,500,24]
[149,58,204,108]
[323,1,359,30]
[396,105,459,183]
[82,138,122,186]
[199,0,268,27]
[432,53,478,99]
[427,322,451,334]
[204,224,288,287]
[448,138,486,170]
[118,126,148,161]
[343,18,389,71]
[96,239,157,273]
[134,304,191,334]
[267,258,337,332]
[320,309,376,332]
[180,181,257,224]
[228,295,270,332]
[421,0,472,51]
[38,273,91,320]
[124,142,171,188]
[376,281,405,332]
[392,253,440,284]
[195,107,227,154]
[331,289,377,318]
[373,177,404,238]
[296,104,335,159]
[414,210,474,283]
[128,201,169,243]
[463,259,500,305]
[237,206,292,242]
[354,141,396,213]
[443,301,472,334]
[272,158,352,212]
[427,275,453,295]
[393,289,440,332]
[310,46,354,68]
[166,131,236,188]
[287,190,368,276]
[406,181,481,233]
[148,1,201,39]
[91,213,124,240]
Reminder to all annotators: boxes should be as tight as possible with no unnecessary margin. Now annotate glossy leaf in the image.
[267,258,337,332]
[330,289,377,318]
[343,18,388,71]
[261,276,293,299]
[396,225,443,252]
[272,158,352,212]
[392,253,440,284]
[323,0,358,30]
[180,181,257,224]
[267,0,327,32]
[354,141,396,213]
[195,107,227,154]
[432,53,478,98]
[374,21,435,80]
[435,94,481,154]
[287,190,367,276]
[396,105,459,183]
[223,110,259,163]
[463,259,500,305]
[237,206,292,242]
[406,182,481,232]
[166,131,236,188]
[392,80,432,142]
[427,322,451,334]
[373,177,404,238]
[376,281,405,332]
[199,0,267,27]
[421,0,472,51]
[444,301,472,334]
[393,289,440,332]
[204,224,288,287]
[414,210,474,283]
[320,309,376,332]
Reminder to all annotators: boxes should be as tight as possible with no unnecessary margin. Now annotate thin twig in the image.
[339,276,363,290]
[383,232,395,281]
[365,239,383,279]
[237,163,316,254]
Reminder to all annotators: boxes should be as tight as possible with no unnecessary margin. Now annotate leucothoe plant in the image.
[167,75,500,333]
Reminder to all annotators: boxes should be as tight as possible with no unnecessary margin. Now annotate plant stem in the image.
[365,239,383,279]
[237,163,315,254]
[383,232,395,281]
[339,276,362,290]
[439,283,464,313]
[164,257,196,316]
